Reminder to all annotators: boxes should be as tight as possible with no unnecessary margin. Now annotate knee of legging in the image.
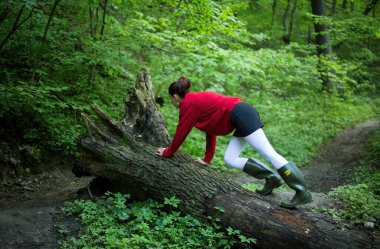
[258,149,276,163]
[224,155,236,167]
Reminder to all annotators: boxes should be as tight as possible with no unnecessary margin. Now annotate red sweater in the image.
[162,92,242,163]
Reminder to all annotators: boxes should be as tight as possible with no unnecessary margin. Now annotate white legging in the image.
[224,128,288,170]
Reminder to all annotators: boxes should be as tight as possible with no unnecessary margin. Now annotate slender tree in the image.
[87,0,109,87]
[270,0,277,36]
[331,0,337,14]
[288,0,298,42]
[282,0,291,43]
[311,0,332,92]
[342,0,347,9]
[363,0,378,15]
[0,5,34,52]
[0,7,10,26]
[311,0,332,55]
[31,0,62,81]
[282,0,298,44]
[100,0,109,36]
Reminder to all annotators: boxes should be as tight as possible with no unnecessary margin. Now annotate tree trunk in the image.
[287,0,298,43]
[74,67,379,249]
[270,0,277,36]
[0,7,10,26]
[311,0,332,92]
[100,0,109,36]
[363,0,378,15]
[282,0,291,44]
[331,0,337,15]
[342,0,347,9]
[0,5,34,52]
[311,0,332,55]
[87,0,107,87]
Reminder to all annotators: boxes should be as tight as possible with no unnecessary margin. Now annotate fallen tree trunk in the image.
[74,67,379,249]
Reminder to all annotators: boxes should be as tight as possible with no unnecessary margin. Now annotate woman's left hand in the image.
[156,147,166,156]
[195,157,209,165]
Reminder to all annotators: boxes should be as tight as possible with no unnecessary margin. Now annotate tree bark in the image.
[74,67,379,249]
[311,0,332,92]
[311,0,332,55]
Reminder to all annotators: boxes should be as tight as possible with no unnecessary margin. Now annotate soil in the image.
[0,120,379,249]
[0,162,93,249]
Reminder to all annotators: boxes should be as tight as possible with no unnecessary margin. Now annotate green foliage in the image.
[324,129,380,225]
[326,183,380,224]
[59,192,256,248]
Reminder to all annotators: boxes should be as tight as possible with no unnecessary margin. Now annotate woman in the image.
[156,77,312,209]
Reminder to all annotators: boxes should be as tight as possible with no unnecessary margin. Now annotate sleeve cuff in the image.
[162,148,173,158]
[203,157,212,164]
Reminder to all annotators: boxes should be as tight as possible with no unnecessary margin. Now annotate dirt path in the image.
[302,119,379,192]
[0,120,378,248]
[0,165,93,249]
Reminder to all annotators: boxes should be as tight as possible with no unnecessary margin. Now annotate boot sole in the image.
[256,180,284,195]
[280,195,313,209]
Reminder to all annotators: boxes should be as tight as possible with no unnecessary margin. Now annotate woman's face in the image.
[170,94,181,108]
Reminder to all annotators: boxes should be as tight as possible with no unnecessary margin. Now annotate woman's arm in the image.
[203,133,216,164]
[162,104,198,158]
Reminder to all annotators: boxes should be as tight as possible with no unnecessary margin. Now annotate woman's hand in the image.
[156,147,166,156]
[195,157,209,165]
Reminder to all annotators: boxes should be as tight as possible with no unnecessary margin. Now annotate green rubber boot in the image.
[243,158,283,195]
[277,162,313,209]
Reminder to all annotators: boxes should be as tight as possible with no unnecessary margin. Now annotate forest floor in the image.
[0,120,378,249]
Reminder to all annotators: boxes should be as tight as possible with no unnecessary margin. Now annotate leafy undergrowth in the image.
[58,193,255,248]
[323,129,380,228]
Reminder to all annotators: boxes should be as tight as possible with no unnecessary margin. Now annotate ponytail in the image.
[168,76,191,98]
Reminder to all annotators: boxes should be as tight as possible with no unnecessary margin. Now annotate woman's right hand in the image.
[156,147,166,156]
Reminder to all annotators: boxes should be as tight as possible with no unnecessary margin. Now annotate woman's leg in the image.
[244,128,312,208]
[243,128,288,169]
[224,134,283,195]
[224,136,248,170]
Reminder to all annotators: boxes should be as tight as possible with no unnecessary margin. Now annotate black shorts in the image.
[230,102,264,137]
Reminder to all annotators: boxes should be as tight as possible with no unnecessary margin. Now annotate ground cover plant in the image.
[59,193,255,248]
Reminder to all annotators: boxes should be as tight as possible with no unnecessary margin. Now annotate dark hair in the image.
[168,76,191,98]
